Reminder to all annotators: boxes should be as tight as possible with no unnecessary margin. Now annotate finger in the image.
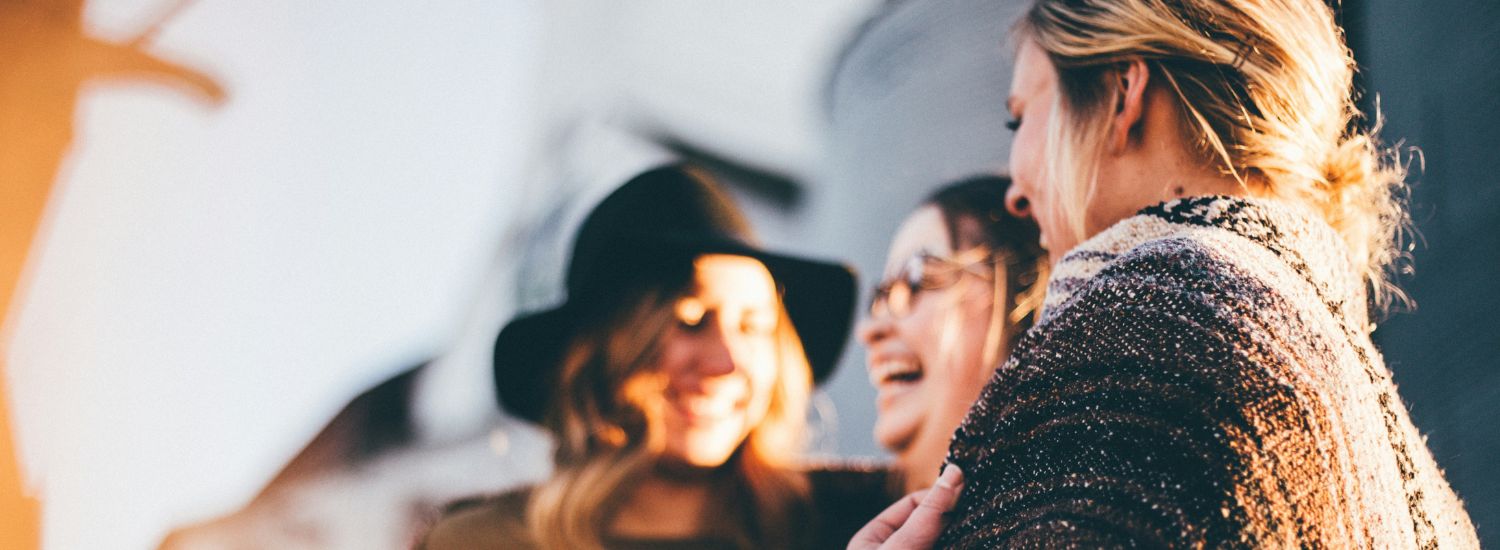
[923,464,965,512]
[884,465,964,548]
[847,489,930,549]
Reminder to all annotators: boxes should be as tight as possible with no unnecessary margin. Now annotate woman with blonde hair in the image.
[856,0,1481,547]
[421,166,892,549]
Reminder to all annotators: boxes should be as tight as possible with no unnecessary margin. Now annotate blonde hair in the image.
[1017,0,1411,311]
[527,282,813,549]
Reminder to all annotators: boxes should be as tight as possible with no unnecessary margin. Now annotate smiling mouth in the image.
[668,391,744,423]
[869,359,924,386]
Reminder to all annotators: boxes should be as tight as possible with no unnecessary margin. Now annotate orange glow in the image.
[2,2,227,547]
[0,371,39,550]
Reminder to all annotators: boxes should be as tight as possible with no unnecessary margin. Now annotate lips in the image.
[667,388,744,424]
[869,358,924,386]
[869,356,926,416]
[869,354,929,451]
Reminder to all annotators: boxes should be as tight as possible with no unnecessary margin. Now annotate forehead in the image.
[1010,39,1055,98]
[691,254,777,305]
[885,206,951,274]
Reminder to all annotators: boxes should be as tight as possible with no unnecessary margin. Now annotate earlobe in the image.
[1109,59,1151,153]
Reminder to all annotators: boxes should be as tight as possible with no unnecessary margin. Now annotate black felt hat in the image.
[495,165,857,423]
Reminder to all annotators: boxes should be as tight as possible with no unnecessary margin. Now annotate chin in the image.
[669,433,745,467]
[873,419,920,455]
[677,453,733,468]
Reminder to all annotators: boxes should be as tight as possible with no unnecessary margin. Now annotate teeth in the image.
[869,360,923,385]
[676,393,738,418]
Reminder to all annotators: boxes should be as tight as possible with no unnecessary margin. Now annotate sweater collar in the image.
[1041,195,1365,328]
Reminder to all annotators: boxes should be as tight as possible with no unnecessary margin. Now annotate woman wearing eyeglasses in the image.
[856,175,1046,495]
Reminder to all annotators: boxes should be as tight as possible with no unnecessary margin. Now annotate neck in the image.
[607,464,731,539]
[1089,154,1260,239]
[1088,82,1265,237]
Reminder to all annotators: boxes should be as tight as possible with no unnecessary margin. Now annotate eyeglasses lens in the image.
[870,256,926,318]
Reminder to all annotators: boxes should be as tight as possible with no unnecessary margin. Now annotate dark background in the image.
[1349,0,1500,544]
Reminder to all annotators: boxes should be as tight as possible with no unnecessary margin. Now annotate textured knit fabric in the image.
[939,196,1478,548]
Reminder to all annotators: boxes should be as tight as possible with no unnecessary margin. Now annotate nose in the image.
[857,313,902,383]
[856,313,893,351]
[693,319,738,378]
[1004,183,1032,219]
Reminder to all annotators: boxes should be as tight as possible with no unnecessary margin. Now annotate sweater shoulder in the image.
[419,487,533,550]
[941,236,1345,548]
[1097,233,1260,295]
[1053,234,1275,334]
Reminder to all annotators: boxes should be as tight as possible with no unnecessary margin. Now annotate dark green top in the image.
[419,465,894,550]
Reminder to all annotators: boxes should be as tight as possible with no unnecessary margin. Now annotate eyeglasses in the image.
[869,248,995,319]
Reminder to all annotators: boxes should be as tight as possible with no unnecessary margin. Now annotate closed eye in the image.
[740,311,777,336]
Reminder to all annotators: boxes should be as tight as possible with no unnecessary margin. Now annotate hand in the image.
[848,465,964,549]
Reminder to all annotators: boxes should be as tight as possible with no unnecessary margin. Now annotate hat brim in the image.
[493,244,856,424]
[492,306,576,424]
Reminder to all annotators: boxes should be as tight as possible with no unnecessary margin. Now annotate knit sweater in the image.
[939,196,1478,548]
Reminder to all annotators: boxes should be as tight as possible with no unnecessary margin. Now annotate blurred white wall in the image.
[6,1,543,548]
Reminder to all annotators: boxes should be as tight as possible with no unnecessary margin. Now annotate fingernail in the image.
[938,464,964,488]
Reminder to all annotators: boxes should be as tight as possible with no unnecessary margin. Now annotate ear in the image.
[1108,59,1151,153]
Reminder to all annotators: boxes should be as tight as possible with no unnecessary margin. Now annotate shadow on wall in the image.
[1,1,226,548]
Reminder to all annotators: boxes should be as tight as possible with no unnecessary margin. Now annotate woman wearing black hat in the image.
[420,165,893,549]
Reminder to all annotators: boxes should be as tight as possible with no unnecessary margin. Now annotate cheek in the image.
[1011,104,1059,213]
[905,299,966,370]
[962,303,997,365]
[1010,129,1037,186]
[739,365,779,429]
[653,338,689,376]
[896,305,940,357]
[739,340,780,394]
[928,290,998,380]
